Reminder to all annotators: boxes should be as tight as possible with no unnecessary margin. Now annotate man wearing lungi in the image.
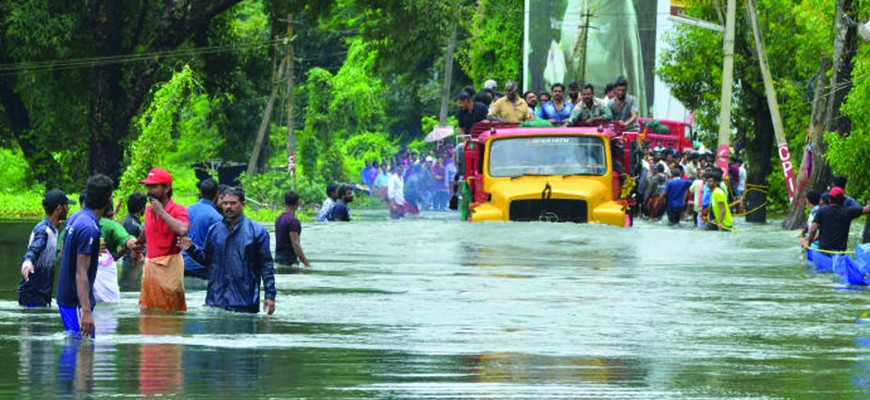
[138,168,190,311]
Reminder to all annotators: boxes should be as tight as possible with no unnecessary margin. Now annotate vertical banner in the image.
[716,144,730,173]
[523,0,658,116]
[777,144,796,202]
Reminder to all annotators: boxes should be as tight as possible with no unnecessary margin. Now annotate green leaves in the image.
[118,65,203,197]
[458,0,524,87]
[828,44,870,200]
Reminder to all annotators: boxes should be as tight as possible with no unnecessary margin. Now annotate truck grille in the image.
[509,199,588,223]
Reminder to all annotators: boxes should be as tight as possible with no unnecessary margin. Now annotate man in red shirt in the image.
[138,168,190,311]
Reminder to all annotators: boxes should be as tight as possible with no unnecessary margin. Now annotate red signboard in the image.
[716,144,730,173]
[777,144,796,202]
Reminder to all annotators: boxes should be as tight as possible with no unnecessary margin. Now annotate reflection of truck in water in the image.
[460,119,693,226]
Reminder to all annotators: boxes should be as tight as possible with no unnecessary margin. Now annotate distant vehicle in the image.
[459,119,695,226]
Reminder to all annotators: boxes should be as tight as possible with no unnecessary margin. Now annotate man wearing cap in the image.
[138,168,190,311]
[18,189,75,307]
[804,187,870,252]
[484,79,497,94]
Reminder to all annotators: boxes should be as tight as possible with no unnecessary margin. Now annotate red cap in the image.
[140,168,173,185]
[829,187,845,198]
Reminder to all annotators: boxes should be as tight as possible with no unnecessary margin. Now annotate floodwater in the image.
[1,213,870,399]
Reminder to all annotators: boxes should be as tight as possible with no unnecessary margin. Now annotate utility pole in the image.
[745,0,795,202]
[715,0,736,172]
[577,11,594,85]
[286,13,296,182]
[438,21,457,126]
[247,57,286,176]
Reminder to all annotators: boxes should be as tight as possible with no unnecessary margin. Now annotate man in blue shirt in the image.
[183,178,221,282]
[663,171,693,224]
[361,160,373,187]
[537,83,573,124]
[181,187,276,314]
[57,175,116,339]
[19,189,75,307]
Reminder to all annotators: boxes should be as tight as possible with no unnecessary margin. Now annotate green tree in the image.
[0,0,246,187]
[458,0,524,88]
[118,66,203,197]
[657,0,835,221]
[828,44,870,200]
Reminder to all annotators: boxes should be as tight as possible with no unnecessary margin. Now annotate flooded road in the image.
[1,214,870,399]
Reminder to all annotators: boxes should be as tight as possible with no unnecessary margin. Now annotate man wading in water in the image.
[56,175,115,338]
[138,168,190,311]
[180,187,276,314]
[804,187,870,253]
[19,190,74,307]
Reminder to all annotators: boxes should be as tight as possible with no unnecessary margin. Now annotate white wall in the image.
[653,0,690,122]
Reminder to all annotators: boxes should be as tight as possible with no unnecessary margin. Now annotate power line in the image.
[0,39,284,75]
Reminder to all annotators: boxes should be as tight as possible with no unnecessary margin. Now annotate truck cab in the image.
[462,123,630,227]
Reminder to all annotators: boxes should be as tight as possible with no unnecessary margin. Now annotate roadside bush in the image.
[239,170,324,209]
[341,131,397,182]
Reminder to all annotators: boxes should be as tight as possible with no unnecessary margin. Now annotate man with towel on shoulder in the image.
[138,168,190,311]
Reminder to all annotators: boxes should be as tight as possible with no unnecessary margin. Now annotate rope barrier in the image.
[803,246,855,255]
[730,186,768,217]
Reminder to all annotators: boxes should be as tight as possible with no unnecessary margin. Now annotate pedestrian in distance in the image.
[663,169,693,225]
[18,189,75,307]
[179,187,276,314]
[705,173,733,231]
[274,190,312,271]
[329,185,354,222]
[317,183,339,222]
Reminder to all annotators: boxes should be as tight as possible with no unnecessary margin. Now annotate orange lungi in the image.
[138,254,186,311]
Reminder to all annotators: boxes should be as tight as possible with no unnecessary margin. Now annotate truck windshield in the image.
[488,136,607,178]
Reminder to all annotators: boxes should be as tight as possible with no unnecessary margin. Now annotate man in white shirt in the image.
[317,183,339,222]
[387,166,406,219]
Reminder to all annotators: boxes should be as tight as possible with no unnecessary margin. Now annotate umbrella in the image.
[424,126,455,142]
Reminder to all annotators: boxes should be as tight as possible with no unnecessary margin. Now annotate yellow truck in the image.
[460,123,631,227]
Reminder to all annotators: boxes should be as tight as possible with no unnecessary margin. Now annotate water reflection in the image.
[139,310,184,396]
[183,311,266,396]
[57,339,94,397]
[466,353,643,384]
[4,218,870,398]
[17,318,56,395]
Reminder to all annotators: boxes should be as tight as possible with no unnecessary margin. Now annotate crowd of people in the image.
[358,141,461,219]
[455,76,640,135]
[630,146,746,231]
[17,168,313,339]
[348,76,643,219]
